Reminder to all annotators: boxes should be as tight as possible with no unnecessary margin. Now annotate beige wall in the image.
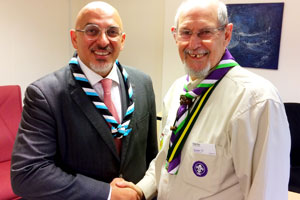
[0,0,71,99]
[1,0,299,112]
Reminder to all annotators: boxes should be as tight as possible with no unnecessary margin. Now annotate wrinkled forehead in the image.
[75,3,123,29]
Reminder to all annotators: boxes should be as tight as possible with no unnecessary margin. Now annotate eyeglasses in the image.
[175,25,226,41]
[76,24,123,41]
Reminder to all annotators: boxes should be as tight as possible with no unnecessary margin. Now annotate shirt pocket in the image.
[181,143,223,190]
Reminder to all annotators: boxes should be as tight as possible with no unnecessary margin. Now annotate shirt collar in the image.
[78,57,120,87]
[186,76,203,91]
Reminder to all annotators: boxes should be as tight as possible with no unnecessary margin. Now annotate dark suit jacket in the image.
[11,63,158,200]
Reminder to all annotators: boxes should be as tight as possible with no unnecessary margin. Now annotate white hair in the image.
[174,0,228,29]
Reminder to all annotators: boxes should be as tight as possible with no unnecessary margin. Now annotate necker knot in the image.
[180,95,193,107]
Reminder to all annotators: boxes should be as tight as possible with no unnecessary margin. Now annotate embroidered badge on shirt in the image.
[193,161,208,177]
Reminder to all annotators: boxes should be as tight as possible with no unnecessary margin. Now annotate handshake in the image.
[110,178,145,200]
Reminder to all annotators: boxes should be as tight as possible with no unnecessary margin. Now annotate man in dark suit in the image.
[10,1,158,199]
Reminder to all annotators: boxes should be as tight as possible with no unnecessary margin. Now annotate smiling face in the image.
[70,2,125,77]
[173,1,232,80]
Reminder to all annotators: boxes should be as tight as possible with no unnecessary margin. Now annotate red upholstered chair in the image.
[0,85,22,200]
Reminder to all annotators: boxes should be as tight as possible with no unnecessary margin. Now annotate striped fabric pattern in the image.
[166,49,239,175]
[69,56,135,139]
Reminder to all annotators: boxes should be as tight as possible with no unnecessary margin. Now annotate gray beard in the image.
[89,62,113,76]
[184,61,211,79]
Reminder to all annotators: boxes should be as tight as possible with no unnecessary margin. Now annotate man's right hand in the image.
[110,178,142,200]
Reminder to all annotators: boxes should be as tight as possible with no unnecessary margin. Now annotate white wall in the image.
[162,0,300,110]
[1,0,299,112]
[0,0,72,98]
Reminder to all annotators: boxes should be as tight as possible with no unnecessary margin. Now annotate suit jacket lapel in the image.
[117,67,129,118]
[67,66,120,161]
[117,65,135,166]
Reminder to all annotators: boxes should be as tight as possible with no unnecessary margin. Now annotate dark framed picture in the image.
[227,3,284,70]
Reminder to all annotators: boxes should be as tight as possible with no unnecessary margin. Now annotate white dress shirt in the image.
[78,57,123,122]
